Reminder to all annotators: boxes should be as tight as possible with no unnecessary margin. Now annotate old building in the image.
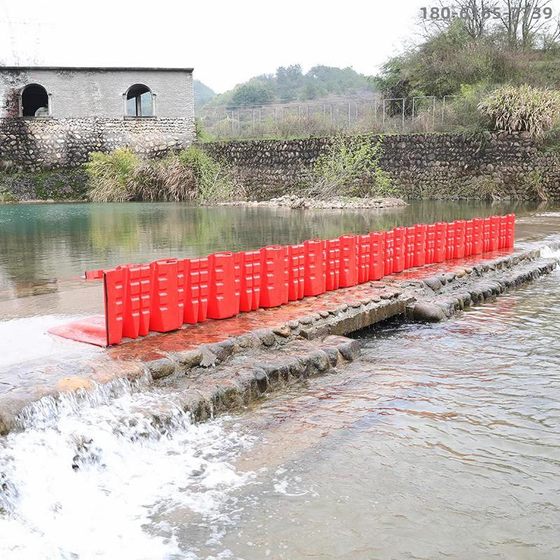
[0,66,195,170]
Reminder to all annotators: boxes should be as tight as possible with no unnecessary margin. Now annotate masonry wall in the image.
[0,68,194,118]
[0,117,195,171]
[204,133,560,200]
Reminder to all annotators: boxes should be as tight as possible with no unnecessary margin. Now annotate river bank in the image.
[220,194,407,209]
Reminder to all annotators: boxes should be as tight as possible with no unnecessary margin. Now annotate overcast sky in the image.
[1,0,558,93]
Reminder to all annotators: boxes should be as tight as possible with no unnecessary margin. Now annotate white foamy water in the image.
[0,380,252,560]
[540,244,560,260]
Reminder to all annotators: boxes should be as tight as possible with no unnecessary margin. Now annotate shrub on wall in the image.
[478,85,560,138]
[306,135,396,198]
[85,147,241,203]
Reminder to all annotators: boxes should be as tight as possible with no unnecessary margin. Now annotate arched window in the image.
[125,84,154,117]
[21,84,49,117]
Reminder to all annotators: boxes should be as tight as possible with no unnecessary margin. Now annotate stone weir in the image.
[0,246,558,435]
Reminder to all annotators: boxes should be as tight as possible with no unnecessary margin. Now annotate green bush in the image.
[478,85,560,138]
[306,135,396,198]
[85,146,241,203]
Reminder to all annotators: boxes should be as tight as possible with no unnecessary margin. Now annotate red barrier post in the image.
[121,264,151,339]
[464,220,474,257]
[413,224,427,267]
[149,259,182,333]
[446,222,456,260]
[454,220,466,259]
[435,222,447,263]
[304,239,326,296]
[405,226,415,269]
[339,235,359,287]
[425,224,436,264]
[499,215,508,249]
[472,218,484,255]
[104,268,126,346]
[325,239,341,291]
[260,245,289,307]
[483,217,492,253]
[384,230,395,275]
[239,250,261,312]
[490,216,500,252]
[288,244,305,301]
[369,231,385,280]
[207,252,241,319]
[358,234,372,284]
[393,227,406,273]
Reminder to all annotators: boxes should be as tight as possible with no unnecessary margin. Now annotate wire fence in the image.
[198,96,466,139]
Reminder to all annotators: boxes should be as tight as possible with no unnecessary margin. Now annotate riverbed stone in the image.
[410,302,446,322]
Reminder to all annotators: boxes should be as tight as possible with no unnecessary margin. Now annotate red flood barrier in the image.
[149,259,182,333]
[370,232,385,281]
[325,239,341,291]
[384,230,395,275]
[393,227,406,273]
[435,222,447,263]
[260,245,289,308]
[288,244,305,301]
[304,239,326,296]
[358,234,372,284]
[405,227,415,270]
[472,218,484,255]
[85,269,104,281]
[207,252,241,320]
[425,224,436,265]
[414,224,427,267]
[453,220,466,260]
[121,264,151,339]
[490,215,500,252]
[239,250,262,312]
[57,213,517,347]
[339,235,359,288]
[464,220,474,257]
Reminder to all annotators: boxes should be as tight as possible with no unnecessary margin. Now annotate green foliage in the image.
[478,85,560,137]
[209,65,374,108]
[85,147,241,203]
[306,135,396,198]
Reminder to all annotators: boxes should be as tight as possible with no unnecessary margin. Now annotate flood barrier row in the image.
[78,214,515,346]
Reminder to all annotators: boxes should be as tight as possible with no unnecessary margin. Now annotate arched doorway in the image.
[125,84,154,117]
[21,84,49,117]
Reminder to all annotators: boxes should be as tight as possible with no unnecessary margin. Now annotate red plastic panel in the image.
[149,259,181,333]
[425,224,436,265]
[85,269,104,281]
[446,222,456,260]
[370,232,385,281]
[393,227,406,273]
[288,244,305,301]
[325,239,341,291]
[384,230,395,275]
[483,217,492,253]
[405,227,415,269]
[304,239,326,296]
[454,220,466,259]
[339,235,359,288]
[208,252,241,319]
[357,234,372,284]
[48,315,108,347]
[499,215,508,249]
[104,268,126,346]
[435,222,447,263]
[120,264,151,339]
[472,218,484,255]
[239,250,262,312]
[464,220,474,257]
[413,224,427,267]
[260,245,289,308]
[490,216,501,251]
[506,213,515,248]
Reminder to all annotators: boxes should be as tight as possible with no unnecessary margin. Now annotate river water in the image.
[0,203,559,559]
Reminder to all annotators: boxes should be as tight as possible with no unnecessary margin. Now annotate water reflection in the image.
[0,200,543,297]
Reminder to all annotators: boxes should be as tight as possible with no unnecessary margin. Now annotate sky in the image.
[0,0,432,92]
[1,0,558,93]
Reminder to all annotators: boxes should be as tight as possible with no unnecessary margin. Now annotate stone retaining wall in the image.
[203,132,560,200]
[0,117,194,172]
